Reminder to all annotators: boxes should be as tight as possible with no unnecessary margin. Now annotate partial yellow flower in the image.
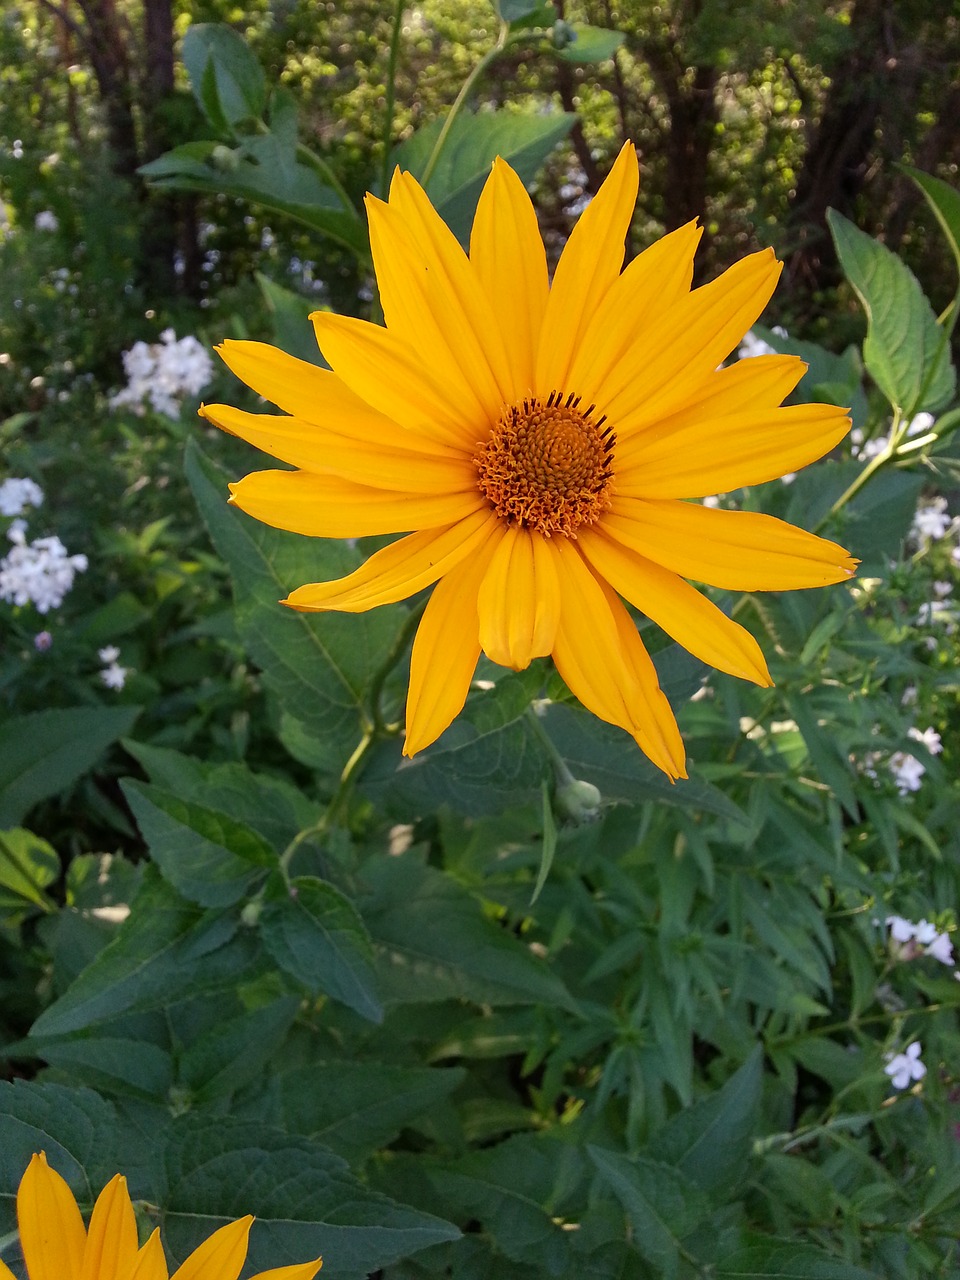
[201,141,856,779]
[0,1152,321,1280]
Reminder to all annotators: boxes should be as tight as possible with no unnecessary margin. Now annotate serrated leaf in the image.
[587,1147,711,1279]
[556,24,625,62]
[0,705,140,827]
[32,869,260,1036]
[181,24,267,129]
[0,828,58,914]
[0,1081,120,1229]
[179,997,300,1100]
[718,1243,877,1278]
[392,110,574,243]
[902,165,960,282]
[161,1118,459,1279]
[654,1046,762,1194]
[186,441,405,777]
[122,779,276,908]
[260,875,382,1023]
[827,209,955,415]
[276,1061,465,1160]
[8,1034,173,1100]
[360,856,574,1010]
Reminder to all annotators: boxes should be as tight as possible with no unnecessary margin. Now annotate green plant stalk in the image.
[816,406,904,531]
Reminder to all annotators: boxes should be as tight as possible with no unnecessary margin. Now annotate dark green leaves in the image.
[181,24,267,132]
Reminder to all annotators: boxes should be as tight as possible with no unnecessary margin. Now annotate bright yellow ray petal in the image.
[567,219,702,397]
[284,509,500,612]
[578,527,772,685]
[248,1261,323,1280]
[0,1259,17,1280]
[170,1217,252,1280]
[214,341,429,447]
[614,402,851,498]
[404,532,500,756]
[604,498,858,590]
[477,525,561,669]
[228,469,482,539]
[375,170,513,410]
[200,405,474,492]
[311,312,482,449]
[535,141,639,395]
[596,249,782,432]
[78,1175,139,1280]
[17,1153,86,1280]
[549,538,686,779]
[130,1230,169,1280]
[470,158,549,400]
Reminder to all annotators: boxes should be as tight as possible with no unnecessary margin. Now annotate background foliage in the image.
[1,0,960,1277]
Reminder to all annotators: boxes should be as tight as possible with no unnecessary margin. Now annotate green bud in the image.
[211,145,241,172]
[556,777,602,822]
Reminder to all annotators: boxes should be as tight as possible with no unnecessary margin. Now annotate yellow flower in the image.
[0,1151,322,1280]
[201,142,855,778]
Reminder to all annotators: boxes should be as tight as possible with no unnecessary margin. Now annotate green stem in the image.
[293,142,355,216]
[278,730,374,874]
[380,0,406,199]
[420,20,512,190]
[367,601,427,735]
[815,407,903,533]
[525,704,575,786]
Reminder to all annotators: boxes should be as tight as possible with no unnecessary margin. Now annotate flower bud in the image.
[556,777,602,822]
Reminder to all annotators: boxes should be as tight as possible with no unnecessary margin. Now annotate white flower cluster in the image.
[886,914,954,966]
[98,645,130,690]
[860,726,942,797]
[911,496,953,544]
[737,326,788,360]
[0,477,43,518]
[34,210,59,233]
[109,328,214,420]
[850,412,935,463]
[884,1041,926,1090]
[0,525,88,613]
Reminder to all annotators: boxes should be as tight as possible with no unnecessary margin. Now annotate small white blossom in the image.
[933,581,953,599]
[110,329,213,420]
[33,630,52,651]
[33,210,59,232]
[908,726,942,756]
[906,412,935,437]
[925,932,955,966]
[888,751,925,796]
[885,915,955,966]
[0,528,87,613]
[884,1041,926,1090]
[98,645,121,664]
[912,497,952,542]
[100,661,129,690]
[850,427,889,461]
[738,330,778,360]
[0,477,44,517]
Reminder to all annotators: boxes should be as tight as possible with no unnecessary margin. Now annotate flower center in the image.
[474,393,615,538]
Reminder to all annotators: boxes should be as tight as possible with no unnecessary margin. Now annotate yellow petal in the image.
[549,538,686,779]
[614,402,851,498]
[596,249,782,430]
[0,1259,18,1280]
[284,508,499,612]
[477,526,560,669]
[404,529,499,756]
[535,141,639,395]
[248,1262,323,1280]
[311,312,482,449]
[130,1230,170,1280]
[200,405,474,491]
[228,469,481,539]
[78,1175,139,1280]
[578,527,772,685]
[170,1216,252,1280]
[372,171,513,414]
[17,1152,86,1280]
[470,158,549,399]
[567,219,702,399]
[604,498,858,590]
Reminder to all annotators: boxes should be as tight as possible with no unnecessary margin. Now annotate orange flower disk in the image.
[201,142,856,778]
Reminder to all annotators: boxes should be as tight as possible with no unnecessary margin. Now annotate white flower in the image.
[908,726,942,756]
[911,497,952,542]
[925,932,955,966]
[933,581,953,599]
[33,209,59,232]
[98,645,121,664]
[0,528,87,613]
[886,915,955,966]
[33,630,52,651]
[888,751,925,796]
[917,599,957,631]
[0,477,44,517]
[850,427,889,461]
[906,412,935,437]
[911,919,939,945]
[738,330,778,360]
[884,1041,926,1090]
[100,661,129,690]
[886,915,916,943]
[110,329,214,420]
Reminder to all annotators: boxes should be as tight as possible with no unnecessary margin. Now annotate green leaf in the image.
[496,0,545,20]
[7,1034,173,1100]
[161,1118,459,1278]
[827,209,955,415]
[0,705,140,827]
[0,1081,120,1230]
[392,110,575,243]
[0,828,58,915]
[654,1046,762,1194]
[902,165,960,283]
[587,1147,711,1279]
[260,875,382,1023]
[717,1243,877,1279]
[556,24,625,63]
[257,273,327,366]
[186,441,406,776]
[181,24,267,130]
[122,779,276,908]
[32,869,260,1037]
[360,855,575,1009]
[275,1061,466,1160]
[179,998,300,1101]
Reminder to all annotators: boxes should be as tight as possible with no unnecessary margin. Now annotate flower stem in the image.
[816,407,903,532]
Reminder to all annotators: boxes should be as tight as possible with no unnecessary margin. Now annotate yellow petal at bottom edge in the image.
[170,1217,252,1280]
[248,1257,323,1280]
[17,1153,86,1280]
[0,1259,17,1280]
[77,1174,139,1280]
[549,539,686,779]
[130,1230,169,1280]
